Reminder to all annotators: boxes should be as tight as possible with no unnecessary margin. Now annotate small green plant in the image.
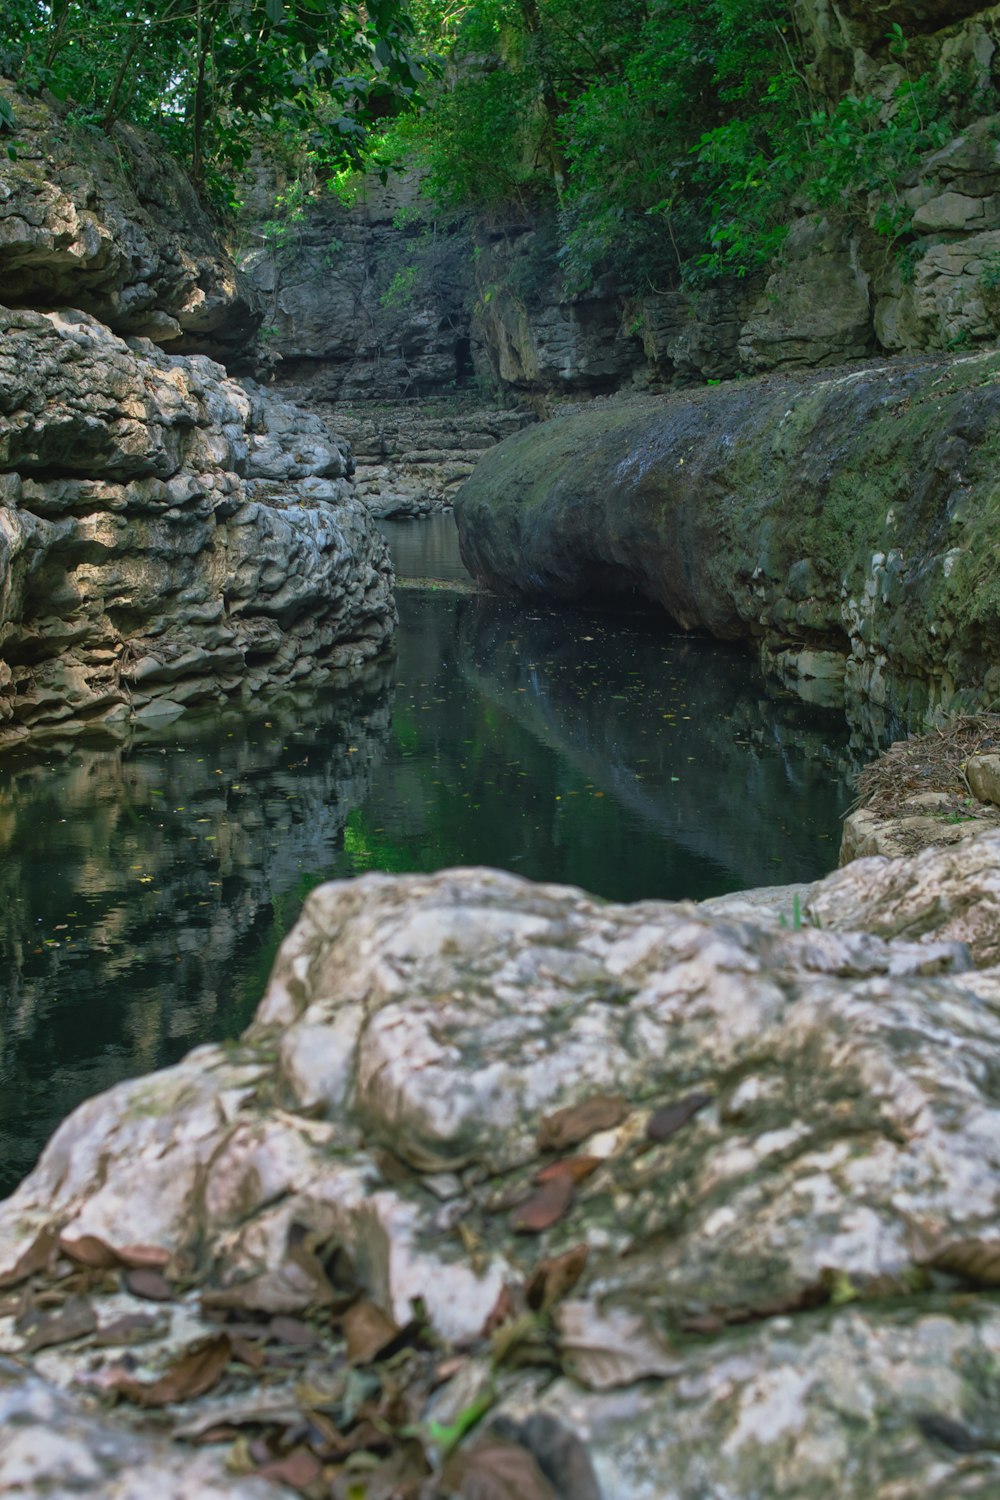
[380,264,420,311]
[779,892,821,931]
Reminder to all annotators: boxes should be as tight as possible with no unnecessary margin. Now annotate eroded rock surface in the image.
[0,306,395,747]
[301,399,534,517]
[1,841,999,1495]
[0,81,259,363]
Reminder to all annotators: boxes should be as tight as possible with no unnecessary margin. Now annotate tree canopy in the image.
[1,0,428,192]
[362,0,983,292]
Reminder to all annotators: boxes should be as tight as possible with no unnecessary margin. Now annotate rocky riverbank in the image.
[0,82,396,751]
[454,353,1000,733]
[1,824,1000,1496]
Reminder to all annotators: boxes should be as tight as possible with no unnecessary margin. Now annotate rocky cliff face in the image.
[242,171,478,401]
[454,351,1000,733]
[246,2,1000,406]
[0,86,260,365]
[0,83,396,749]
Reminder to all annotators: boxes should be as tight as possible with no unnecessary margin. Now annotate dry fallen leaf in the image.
[0,1227,60,1290]
[534,1156,601,1187]
[537,1095,629,1153]
[334,1439,431,1500]
[124,1267,175,1302]
[481,1283,521,1337]
[343,1299,401,1364]
[928,1238,1000,1286]
[511,1175,575,1234]
[525,1244,589,1312]
[645,1091,712,1143]
[57,1235,121,1271]
[509,1413,603,1500]
[103,1332,232,1408]
[441,1437,558,1500]
[556,1300,682,1390]
[117,1243,172,1270]
[93,1311,168,1347]
[269,1315,319,1347]
[230,1334,267,1371]
[254,1447,323,1491]
[18,1293,97,1353]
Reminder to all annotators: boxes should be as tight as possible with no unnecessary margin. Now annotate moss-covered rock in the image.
[454,353,1000,727]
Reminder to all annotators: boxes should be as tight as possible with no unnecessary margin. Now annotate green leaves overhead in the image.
[363,0,984,293]
[2,0,430,190]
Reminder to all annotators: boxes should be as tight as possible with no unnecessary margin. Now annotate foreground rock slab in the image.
[2,839,1000,1494]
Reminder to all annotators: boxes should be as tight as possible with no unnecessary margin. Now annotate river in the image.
[0,513,859,1194]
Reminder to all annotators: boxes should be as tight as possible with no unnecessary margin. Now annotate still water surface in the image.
[0,514,859,1193]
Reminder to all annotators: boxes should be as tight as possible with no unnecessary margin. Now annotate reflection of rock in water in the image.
[455,595,863,891]
[0,666,393,1193]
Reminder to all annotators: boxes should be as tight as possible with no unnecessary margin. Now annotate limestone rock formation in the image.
[303,399,535,516]
[243,172,478,400]
[1,838,1000,1495]
[0,82,259,364]
[454,352,1000,728]
[0,306,395,748]
[738,216,875,372]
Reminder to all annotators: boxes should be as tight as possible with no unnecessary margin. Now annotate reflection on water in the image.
[381,512,471,583]
[0,525,862,1194]
[0,679,392,1194]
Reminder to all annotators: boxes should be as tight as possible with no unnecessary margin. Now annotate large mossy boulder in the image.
[454,353,1000,728]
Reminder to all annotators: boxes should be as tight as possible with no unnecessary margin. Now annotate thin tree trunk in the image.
[191,0,217,181]
[518,0,567,198]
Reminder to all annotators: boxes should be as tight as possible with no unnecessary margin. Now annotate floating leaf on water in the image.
[556,1300,682,1391]
[511,1175,575,1235]
[645,1092,712,1144]
[537,1095,629,1153]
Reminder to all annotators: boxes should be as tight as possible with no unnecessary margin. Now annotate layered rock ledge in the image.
[0,306,395,748]
[2,838,1000,1495]
[0,81,259,364]
[454,353,1000,730]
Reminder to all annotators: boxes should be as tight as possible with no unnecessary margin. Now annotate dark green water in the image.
[0,516,859,1195]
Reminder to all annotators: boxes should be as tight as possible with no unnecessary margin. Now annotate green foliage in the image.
[1,0,430,189]
[381,263,421,310]
[347,0,989,297]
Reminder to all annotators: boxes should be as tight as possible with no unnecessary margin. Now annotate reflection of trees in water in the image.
[455,594,863,892]
[0,673,393,1195]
